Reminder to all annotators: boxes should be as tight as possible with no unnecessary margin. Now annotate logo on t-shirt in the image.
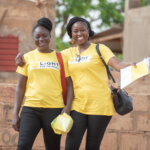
[68,56,91,64]
[30,61,59,70]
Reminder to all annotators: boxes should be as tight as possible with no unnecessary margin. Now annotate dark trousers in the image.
[65,110,112,150]
[17,106,62,150]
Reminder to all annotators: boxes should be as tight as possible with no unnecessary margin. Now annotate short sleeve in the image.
[61,52,70,77]
[16,55,28,76]
[100,44,115,64]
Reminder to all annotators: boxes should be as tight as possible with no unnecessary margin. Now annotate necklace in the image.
[76,53,81,62]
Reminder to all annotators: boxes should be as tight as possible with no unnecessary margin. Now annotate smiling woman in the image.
[71,22,89,46]
[33,26,51,52]
[12,17,74,150]
[31,18,52,53]
[62,16,136,150]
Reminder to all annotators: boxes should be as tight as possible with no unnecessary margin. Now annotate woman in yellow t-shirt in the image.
[62,17,135,150]
[15,17,135,150]
[12,18,73,150]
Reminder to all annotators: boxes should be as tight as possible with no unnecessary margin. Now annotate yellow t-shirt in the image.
[16,49,69,108]
[62,43,115,115]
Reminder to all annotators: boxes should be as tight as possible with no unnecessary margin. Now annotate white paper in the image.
[120,66,131,89]
[120,58,150,89]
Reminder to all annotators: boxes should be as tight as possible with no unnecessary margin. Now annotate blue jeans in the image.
[17,106,62,150]
[65,110,112,150]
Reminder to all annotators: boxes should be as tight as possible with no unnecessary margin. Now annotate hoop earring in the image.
[71,39,75,44]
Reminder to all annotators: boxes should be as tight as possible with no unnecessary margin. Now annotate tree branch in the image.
[60,16,68,39]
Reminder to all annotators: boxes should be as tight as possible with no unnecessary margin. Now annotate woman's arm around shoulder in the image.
[15,52,25,66]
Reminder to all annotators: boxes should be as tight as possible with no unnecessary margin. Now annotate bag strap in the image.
[56,52,67,105]
[96,43,116,83]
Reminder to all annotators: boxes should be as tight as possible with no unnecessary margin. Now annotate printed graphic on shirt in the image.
[68,55,91,64]
[29,61,59,70]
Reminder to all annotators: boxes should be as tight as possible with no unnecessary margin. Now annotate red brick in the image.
[125,75,150,94]
[0,147,16,150]
[101,132,118,150]
[108,112,134,131]
[132,94,150,111]
[0,104,14,127]
[136,113,150,132]
[0,84,16,103]
[0,104,3,121]
[0,128,18,146]
[120,133,148,150]
[0,128,45,149]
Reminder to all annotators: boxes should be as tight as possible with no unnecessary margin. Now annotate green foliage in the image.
[116,53,123,60]
[56,37,69,51]
[96,0,124,28]
[56,0,92,24]
[56,0,125,50]
[56,0,124,36]
[141,0,150,6]
[56,0,93,39]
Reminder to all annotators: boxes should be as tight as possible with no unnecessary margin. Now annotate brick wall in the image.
[0,72,150,150]
[0,80,18,149]
[100,72,150,150]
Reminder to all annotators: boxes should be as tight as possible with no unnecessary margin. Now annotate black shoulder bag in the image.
[96,43,133,115]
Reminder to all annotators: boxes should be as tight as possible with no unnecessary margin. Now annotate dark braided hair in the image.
[66,17,94,38]
[32,17,53,33]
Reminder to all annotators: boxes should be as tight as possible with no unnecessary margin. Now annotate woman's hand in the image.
[12,114,20,132]
[127,62,136,67]
[15,52,25,66]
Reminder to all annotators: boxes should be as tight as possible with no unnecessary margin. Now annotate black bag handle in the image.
[96,43,116,83]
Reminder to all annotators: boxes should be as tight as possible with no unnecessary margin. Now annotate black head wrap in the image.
[66,17,94,38]
[32,17,53,33]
